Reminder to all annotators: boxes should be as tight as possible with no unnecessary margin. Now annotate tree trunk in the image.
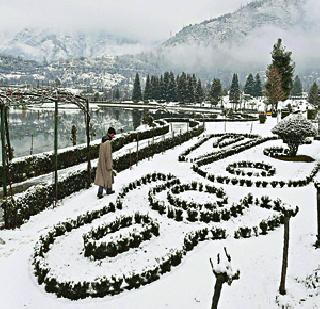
[279,216,290,295]
[211,279,223,309]
[288,143,298,156]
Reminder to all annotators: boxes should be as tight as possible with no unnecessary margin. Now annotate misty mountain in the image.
[156,0,319,74]
[0,28,150,61]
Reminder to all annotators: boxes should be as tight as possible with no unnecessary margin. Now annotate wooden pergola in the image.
[0,87,92,205]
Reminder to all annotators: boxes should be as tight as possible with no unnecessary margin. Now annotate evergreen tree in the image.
[167,72,177,102]
[159,75,165,101]
[177,72,187,103]
[113,88,121,101]
[291,75,302,97]
[270,38,295,99]
[254,73,263,97]
[132,73,142,102]
[163,72,170,102]
[151,75,159,100]
[186,75,195,103]
[210,78,222,105]
[265,65,285,112]
[143,74,152,101]
[308,82,319,107]
[195,79,204,103]
[244,73,255,96]
[229,73,240,108]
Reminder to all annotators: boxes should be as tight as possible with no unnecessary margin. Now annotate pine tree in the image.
[270,38,295,99]
[308,82,319,107]
[254,73,263,97]
[132,73,142,102]
[291,75,302,97]
[210,78,222,105]
[113,88,121,101]
[151,75,159,100]
[244,74,255,96]
[159,75,165,101]
[168,72,177,102]
[186,75,195,103]
[195,79,204,103]
[265,65,285,112]
[163,72,170,102]
[177,72,187,103]
[143,75,152,101]
[229,73,240,108]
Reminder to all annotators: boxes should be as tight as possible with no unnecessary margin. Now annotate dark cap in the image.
[108,127,116,135]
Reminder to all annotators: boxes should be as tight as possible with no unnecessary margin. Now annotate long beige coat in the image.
[94,140,114,188]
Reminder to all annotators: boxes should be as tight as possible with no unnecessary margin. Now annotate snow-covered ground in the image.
[0,117,319,309]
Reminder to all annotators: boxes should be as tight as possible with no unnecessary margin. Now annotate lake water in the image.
[5,107,145,159]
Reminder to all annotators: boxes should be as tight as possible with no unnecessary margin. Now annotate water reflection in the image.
[6,107,142,158]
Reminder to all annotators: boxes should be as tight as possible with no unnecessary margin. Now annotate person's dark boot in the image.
[106,188,115,195]
[97,194,103,199]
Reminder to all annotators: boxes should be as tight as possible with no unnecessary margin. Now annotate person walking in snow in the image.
[95,127,116,198]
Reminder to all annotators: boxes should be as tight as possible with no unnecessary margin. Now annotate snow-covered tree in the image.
[210,78,222,106]
[265,65,285,112]
[195,78,204,103]
[229,73,240,109]
[132,73,142,102]
[291,75,302,97]
[308,82,319,107]
[244,73,255,96]
[254,73,263,97]
[272,115,317,156]
[143,75,152,101]
[270,38,295,99]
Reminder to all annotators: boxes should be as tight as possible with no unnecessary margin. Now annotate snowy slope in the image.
[164,0,305,48]
[0,28,149,61]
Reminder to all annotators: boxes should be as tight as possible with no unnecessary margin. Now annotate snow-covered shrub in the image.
[272,115,317,156]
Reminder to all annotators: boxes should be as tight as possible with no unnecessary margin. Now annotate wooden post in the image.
[279,216,290,295]
[171,122,173,138]
[53,100,58,206]
[315,186,320,248]
[85,99,91,188]
[0,105,7,199]
[129,149,132,169]
[30,134,34,155]
[4,107,12,161]
[136,133,139,166]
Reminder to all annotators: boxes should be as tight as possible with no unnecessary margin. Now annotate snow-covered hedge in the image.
[196,161,320,189]
[148,180,249,223]
[0,123,170,186]
[178,133,261,162]
[83,214,159,260]
[263,146,290,158]
[212,135,245,149]
[194,136,277,167]
[226,161,276,177]
[1,124,204,229]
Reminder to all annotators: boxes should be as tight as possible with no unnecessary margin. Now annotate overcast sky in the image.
[0,0,248,41]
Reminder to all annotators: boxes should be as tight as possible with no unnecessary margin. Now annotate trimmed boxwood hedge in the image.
[0,124,170,186]
[178,133,259,162]
[83,214,159,260]
[1,122,203,229]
